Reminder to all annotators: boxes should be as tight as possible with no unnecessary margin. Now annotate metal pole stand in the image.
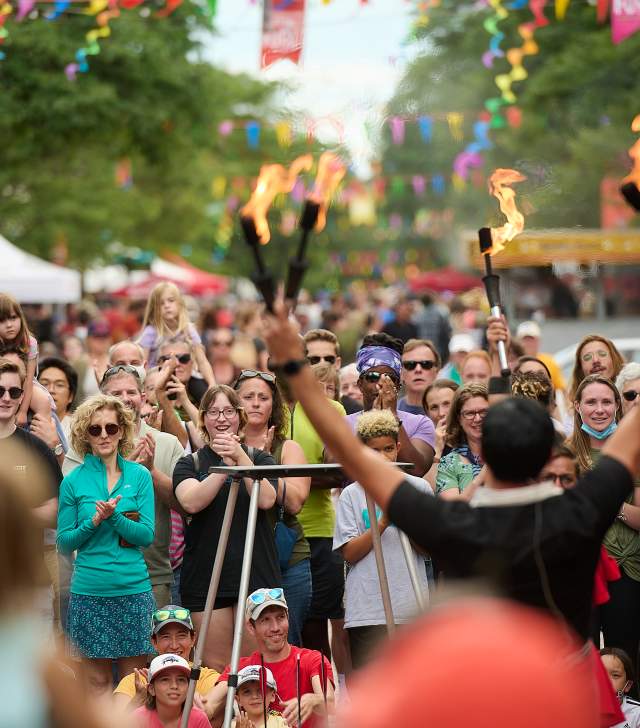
[398,532,427,611]
[365,493,395,635]
[180,481,240,728]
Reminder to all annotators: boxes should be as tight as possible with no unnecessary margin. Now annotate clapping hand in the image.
[235,710,255,728]
[132,433,155,472]
[211,432,243,466]
[374,373,398,414]
[92,495,121,527]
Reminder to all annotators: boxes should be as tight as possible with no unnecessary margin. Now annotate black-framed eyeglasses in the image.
[101,364,141,385]
[362,371,399,385]
[158,353,191,365]
[308,355,337,365]
[402,360,436,371]
[234,370,276,388]
[88,423,120,437]
[0,386,23,400]
[623,390,640,402]
[543,472,576,487]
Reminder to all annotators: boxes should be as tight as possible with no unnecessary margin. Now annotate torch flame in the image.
[307,152,347,232]
[622,114,640,188]
[487,167,527,255]
[241,154,313,244]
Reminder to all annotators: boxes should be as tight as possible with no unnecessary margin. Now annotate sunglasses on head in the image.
[249,588,284,605]
[235,370,276,388]
[623,390,640,402]
[158,353,191,365]
[88,423,120,437]
[0,386,23,400]
[307,355,337,365]
[101,364,141,385]
[402,360,436,371]
[362,371,398,384]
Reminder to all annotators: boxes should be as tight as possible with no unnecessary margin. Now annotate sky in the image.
[200,0,419,175]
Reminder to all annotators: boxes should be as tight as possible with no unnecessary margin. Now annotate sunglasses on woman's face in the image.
[362,371,399,386]
[402,360,436,371]
[88,423,120,437]
[623,390,640,402]
[0,386,23,400]
[158,353,191,365]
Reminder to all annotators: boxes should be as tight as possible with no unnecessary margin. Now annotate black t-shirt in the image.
[187,376,209,407]
[173,445,281,607]
[9,426,63,500]
[388,455,632,642]
[381,320,418,345]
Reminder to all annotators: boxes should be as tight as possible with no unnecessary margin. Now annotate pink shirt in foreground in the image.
[133,705,210,728]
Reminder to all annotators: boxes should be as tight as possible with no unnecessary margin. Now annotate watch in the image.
[53,443,64,456]
[278,359,308,376]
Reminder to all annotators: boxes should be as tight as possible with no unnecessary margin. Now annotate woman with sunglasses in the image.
[172,384,279,671]
[617,363,640,418]
[233,369,311,647]
[57,394,155,694]
[435,383,488,501]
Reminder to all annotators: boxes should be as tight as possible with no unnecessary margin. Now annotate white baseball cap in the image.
[148,653,191,682]
[237,664,277,691]
[449,334,475,354]
[245,588,288,621]
[516,321,541,339]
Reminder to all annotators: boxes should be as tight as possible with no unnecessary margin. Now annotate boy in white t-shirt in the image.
[333,409,431,670]
[601,647,640,728]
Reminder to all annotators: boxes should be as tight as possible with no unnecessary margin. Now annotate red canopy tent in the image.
[409,266,482,294]
[112,257,228,299]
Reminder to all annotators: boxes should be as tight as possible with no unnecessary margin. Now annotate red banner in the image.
[612,0,640,43]
[261,0,306,70]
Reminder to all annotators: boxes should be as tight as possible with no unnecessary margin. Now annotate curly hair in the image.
[70,394,136,458]
[569,335,624,401]
[361,332,404,356]
[356,409,400,442]
[569,374,621,474]
[198,384,248,445]
[511,371,554,409]
[445,383,489,448]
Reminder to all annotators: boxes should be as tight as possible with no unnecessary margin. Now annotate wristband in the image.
[275,359,308,376]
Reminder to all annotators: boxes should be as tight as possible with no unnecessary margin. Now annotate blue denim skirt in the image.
[67,591,155,659]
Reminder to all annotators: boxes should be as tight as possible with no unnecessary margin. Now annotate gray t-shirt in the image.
[333,473,431,628]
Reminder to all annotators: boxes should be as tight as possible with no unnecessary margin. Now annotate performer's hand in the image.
[262,295,304,366]
[486,314,510,354]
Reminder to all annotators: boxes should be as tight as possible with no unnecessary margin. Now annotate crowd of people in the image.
[2,280,640,727]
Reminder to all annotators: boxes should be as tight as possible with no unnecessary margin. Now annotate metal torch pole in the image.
[365,492,395,635]
[180,481,240,728]
[222,478,262,728]
[478,227,510,377]
[398,531,426,611]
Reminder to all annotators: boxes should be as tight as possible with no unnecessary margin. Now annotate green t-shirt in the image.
[285,400,346,538]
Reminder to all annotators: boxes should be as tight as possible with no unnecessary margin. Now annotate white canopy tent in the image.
[0,234,82,303]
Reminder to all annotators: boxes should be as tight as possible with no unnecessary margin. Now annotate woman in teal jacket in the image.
[57,393,154,693]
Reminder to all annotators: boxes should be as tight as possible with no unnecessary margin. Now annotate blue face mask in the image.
[580,421,618,440]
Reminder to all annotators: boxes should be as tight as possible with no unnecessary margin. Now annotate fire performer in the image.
[261,295,640,653]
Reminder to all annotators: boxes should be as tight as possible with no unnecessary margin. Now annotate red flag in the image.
[261,0,306,70]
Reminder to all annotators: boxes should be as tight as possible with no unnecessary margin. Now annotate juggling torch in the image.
[478,168,527,378]
[620,115,640,212]
[239,156,313,311]
[285,152,346,304]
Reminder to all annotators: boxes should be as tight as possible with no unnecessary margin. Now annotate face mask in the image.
[580,421,617,440]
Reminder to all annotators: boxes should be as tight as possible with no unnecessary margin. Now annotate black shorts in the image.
[181,595,236,613]
[306,537,345,621]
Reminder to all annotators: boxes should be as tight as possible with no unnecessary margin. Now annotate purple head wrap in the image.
[356,345,402,377]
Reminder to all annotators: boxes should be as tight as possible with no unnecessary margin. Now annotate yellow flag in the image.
[556,0,570,19]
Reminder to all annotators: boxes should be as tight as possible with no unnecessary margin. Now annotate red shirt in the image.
[218,646,334,728]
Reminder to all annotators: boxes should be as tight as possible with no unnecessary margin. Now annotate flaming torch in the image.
[478,168,527,376]
[240,155,313,310]
[620,115,640,212]
[285,151,346,304]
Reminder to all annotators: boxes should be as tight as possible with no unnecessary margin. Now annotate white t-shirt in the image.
[615,696,640,728]
[333,473,431,628]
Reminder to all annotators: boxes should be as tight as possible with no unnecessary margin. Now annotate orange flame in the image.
[308,152,347,232]
[622,114,640,188]
[241,155,313,244]
[487,168,527,255]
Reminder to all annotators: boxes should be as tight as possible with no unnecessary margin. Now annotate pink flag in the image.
[612,0,640,43]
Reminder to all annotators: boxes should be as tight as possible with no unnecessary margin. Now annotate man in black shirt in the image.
[262,302,640,643]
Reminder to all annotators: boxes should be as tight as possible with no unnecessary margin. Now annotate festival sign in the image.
[261,0,306,69]
[612,0,640,43]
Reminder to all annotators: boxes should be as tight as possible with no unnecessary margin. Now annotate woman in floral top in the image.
[435,383,488,500]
